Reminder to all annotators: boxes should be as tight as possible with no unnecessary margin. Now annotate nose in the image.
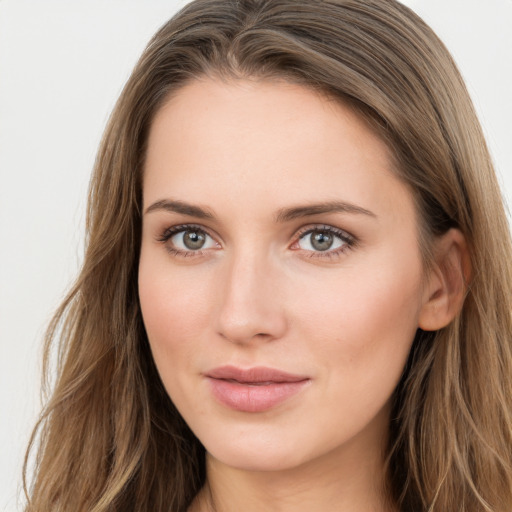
[215,251,288,345]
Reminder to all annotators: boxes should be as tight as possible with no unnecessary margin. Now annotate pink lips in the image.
[206,366,310,413]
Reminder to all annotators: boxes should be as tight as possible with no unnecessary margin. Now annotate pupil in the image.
[184,230,205,250]
[311,231,333,251]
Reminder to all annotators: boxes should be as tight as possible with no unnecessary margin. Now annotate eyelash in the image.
[156,223,357,260]
[156,224,215,258]
[292,225,356,260]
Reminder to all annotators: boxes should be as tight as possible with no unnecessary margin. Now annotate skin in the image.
[138,77,464,512]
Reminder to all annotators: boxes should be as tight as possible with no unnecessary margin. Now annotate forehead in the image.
[143,77,414,224]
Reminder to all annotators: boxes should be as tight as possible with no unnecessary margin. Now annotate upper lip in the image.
[206,365,309,384]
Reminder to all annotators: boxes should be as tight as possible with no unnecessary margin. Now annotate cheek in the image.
[138,252,216,372]
[294,253,423,387]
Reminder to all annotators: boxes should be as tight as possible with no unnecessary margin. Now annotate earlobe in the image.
[418,229,471,332]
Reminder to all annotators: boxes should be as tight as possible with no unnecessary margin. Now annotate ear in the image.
[418,229,471,331]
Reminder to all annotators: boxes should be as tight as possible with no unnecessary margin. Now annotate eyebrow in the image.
[274,201,376,222]
[144,198,376,222]
[144,199,214,219]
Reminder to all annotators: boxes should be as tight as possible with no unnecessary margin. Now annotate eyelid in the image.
[157,223,219,242]
[290,224,357,257]
[293,224,355,243]
[156,223,222,257]
[155,222,357,260]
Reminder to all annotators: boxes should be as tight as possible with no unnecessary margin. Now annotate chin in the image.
[196,417,343,474]
[206,442,309,473]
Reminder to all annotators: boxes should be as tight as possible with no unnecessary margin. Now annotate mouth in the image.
[205,366,310,413]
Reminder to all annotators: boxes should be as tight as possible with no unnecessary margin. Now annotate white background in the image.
[0,1,510,510]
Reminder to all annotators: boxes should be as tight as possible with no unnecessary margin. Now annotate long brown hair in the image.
[24,1,512,510]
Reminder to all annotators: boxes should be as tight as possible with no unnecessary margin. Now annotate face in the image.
[139,78,429,473]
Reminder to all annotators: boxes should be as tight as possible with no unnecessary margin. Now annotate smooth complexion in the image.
[138,78,464,512]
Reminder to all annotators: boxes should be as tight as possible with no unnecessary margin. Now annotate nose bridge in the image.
[216,245,287,344]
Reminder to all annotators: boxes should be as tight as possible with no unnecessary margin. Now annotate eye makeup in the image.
[155,222,357,261]
[156,223,220,258]
[291,224,357,261]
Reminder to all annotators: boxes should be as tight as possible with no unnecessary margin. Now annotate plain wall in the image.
[1,1,510,510]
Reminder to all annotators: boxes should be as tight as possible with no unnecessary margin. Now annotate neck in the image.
[189,424,395,512]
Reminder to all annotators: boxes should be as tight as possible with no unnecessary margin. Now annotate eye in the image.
[299,230,342,252]
[157,225,219,255]
[294,225,355,255]
[171,228,216,250]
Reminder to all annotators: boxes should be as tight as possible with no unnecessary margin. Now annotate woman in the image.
[24,0,512,510]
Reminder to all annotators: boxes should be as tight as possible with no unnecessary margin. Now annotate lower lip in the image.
[207,378,309,413]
